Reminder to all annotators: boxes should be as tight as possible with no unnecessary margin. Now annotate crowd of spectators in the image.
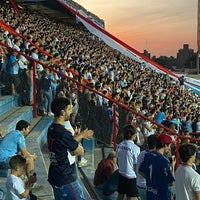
[1,2,200,200]
[1,3,200,143]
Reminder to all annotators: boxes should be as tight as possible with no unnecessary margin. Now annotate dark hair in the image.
[9,155,26,170]
[107,151,116,159]
[147,134,157,150]
[179,143,197,163]
[156,137,165,149]
[16,120,30,131]
[51,97,71,117]
[123,124,136,140]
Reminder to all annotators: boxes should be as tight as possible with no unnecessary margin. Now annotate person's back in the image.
[139,133,175,200]
[0,130,25,164]
[93,152,116,186]
[140,151,172,200]
[136,134,157,200]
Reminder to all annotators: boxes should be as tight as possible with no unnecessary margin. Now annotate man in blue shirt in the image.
[8,51,20,94]
[139,133,176,200]
[0,120,37,178]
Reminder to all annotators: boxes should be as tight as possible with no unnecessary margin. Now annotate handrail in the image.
[1,37,200,169]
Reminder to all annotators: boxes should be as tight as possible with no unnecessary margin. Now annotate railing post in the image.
[175,137,180,169]
[113,103,117,150]
[32,61,37,118]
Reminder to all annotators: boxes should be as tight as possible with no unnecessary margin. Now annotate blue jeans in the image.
[52,180,85,200]
[42,89,52,113]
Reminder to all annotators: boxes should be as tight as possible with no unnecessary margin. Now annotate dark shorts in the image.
[10,74,20,89]
[118,173,139,197]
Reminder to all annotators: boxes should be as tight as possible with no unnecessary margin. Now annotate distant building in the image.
[143,49,151,58]
[176,44,195,69]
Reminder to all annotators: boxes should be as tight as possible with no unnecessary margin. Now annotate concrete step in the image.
[0,106,33,137]
[0,95,16,116]
[0,95,33,136]
[26,116,54,199]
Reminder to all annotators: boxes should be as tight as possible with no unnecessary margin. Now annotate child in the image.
[6,154,44,200]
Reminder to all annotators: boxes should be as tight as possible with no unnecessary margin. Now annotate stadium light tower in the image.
[197,0,200,74]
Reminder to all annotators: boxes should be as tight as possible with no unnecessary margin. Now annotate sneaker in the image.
[31,182,43,191]
[47,112,54,116]
[81,157,88,163]
[78,157,88,167]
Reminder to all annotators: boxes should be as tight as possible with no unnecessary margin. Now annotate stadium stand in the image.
[0,1,200,199]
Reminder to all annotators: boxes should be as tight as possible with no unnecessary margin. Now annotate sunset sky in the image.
[74,0,197,57]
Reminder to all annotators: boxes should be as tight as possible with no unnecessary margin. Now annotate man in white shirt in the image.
[175,143,200,200]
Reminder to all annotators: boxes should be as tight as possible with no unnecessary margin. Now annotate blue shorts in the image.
[51,179,85,200]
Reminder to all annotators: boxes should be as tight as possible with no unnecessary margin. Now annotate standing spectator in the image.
[155,107,166,124]
[136,134,157,200]
[8,51,20,94]
[139,133,176,200]
[47,97,87,200]
[0,120,37,179]
[178,75,185,94]
[196,116,200,134]
[38,70,53,116]
[0,36,8,73]
[170,113,181,133]
[26,64,34,105]
[116,124,140,200]
[175,143,200,200]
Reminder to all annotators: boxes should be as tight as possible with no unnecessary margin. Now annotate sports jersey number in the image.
[149,164,153,181]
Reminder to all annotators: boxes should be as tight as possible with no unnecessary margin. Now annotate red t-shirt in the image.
[93,158,114,186]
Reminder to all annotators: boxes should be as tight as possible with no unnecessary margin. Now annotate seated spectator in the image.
[102,169,119,200]
[93,151,117,187]
[6,154,44,200]
[0,120,41,189]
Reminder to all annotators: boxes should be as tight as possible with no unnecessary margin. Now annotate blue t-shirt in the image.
[156,112,166,124]
[0,130,25,162]
[139,151,174,200]
[47,123,79,186]
[8,54,19,75]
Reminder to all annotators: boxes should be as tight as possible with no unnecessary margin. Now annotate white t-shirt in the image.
[64,120,76,165]
[117,140,140,179]
[6,173,30,200]
[175,164,200,200]
[18,56,28,70]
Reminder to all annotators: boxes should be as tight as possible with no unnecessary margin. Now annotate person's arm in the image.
[71,144,84,156]
[20,185,31,198]
[195,191,200,200]
[74,128,93,142]
[20,174,36,198]
[171,156,176,177]
[20,147,37,160]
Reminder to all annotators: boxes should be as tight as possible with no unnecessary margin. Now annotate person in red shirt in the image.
[93,151,117,187]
